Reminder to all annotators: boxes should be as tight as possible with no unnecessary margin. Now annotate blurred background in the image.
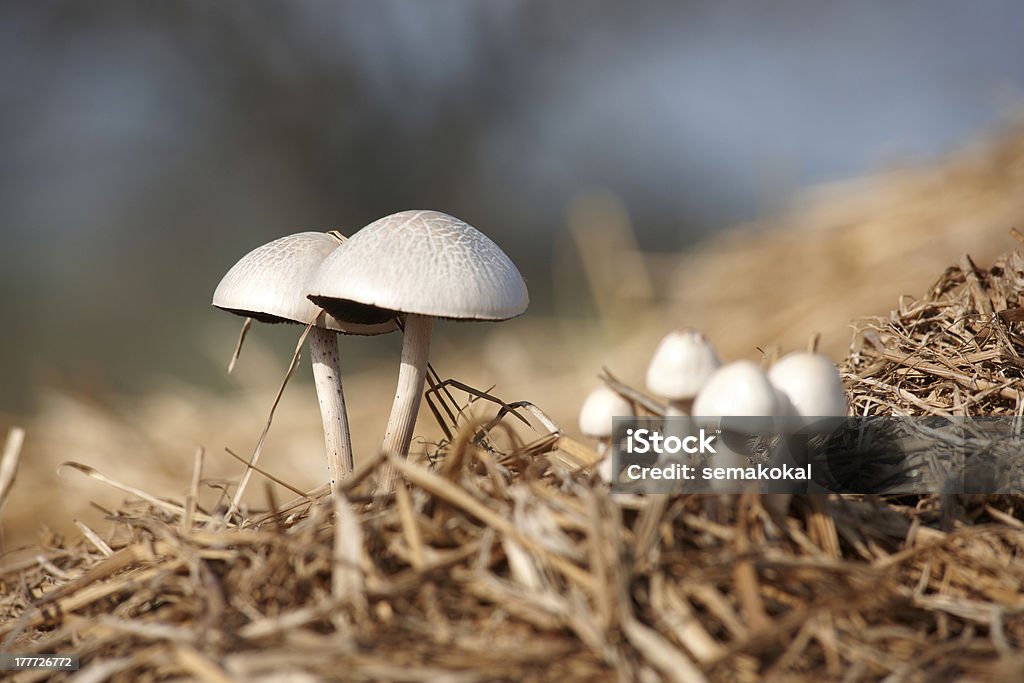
[3,0,1024,548]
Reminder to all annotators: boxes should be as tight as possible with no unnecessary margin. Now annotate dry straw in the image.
[844,250,1024,417]
[5,250,1024,680]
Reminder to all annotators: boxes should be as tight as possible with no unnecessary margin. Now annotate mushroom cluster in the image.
[213,211,528,500]
[578,328,849,506]
[307,210,528,471]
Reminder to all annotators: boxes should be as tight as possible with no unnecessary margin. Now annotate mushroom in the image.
[646,329,721,415]
[691,360,791,495]
[762,352,847,517]
[692,360,787,432]
[307,210,528,473]
[213,232,396,501]
[768,351,848,430]
[579,385,633,482]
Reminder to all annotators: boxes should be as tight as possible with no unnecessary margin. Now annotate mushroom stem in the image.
[665,398,694,417]
[308,326,354,497]
[596,440,614,483]
[381,313,434,461]
[377,314,434,492]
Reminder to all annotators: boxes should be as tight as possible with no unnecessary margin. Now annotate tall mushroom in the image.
[213,232,396,500]
[307,210,529,471]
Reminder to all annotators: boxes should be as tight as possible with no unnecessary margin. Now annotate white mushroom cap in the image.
[213,232,396,335]
[692,360,786,432]
[768,351,848,428]
[307,210,529,323]
[579,385,632,438]
[646,329,721,400]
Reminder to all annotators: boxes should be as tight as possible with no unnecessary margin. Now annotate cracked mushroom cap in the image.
[307,210,529,324]
[213,232,397,335]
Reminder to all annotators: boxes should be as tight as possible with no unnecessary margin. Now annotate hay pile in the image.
[5,253,1024,682]
[844,249,1024,417]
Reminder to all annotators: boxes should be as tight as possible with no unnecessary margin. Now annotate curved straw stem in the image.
[224,323,313,525]
[224,321,354,525]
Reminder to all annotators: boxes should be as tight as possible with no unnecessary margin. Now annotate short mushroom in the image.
[307,210,528,475]
[579,385,633,481]
[768,351,848,430]
[692,360,788,432]
[213,232,396,502]
[646,329,721,415]
[764,352,847,516]
[692,360,790,495]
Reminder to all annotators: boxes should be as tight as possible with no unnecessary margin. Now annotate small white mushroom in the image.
[692,360,786,429]
[213,232,396,501]
[646,329,721,415]
[307,211,528,481]
[762,352,846,518]
[578,385,632,482]
[768,351,848,430]
[692,360,789,495]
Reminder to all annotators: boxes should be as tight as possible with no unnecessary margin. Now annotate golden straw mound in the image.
[844,249,1024,417]
[5,253,1024,682]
